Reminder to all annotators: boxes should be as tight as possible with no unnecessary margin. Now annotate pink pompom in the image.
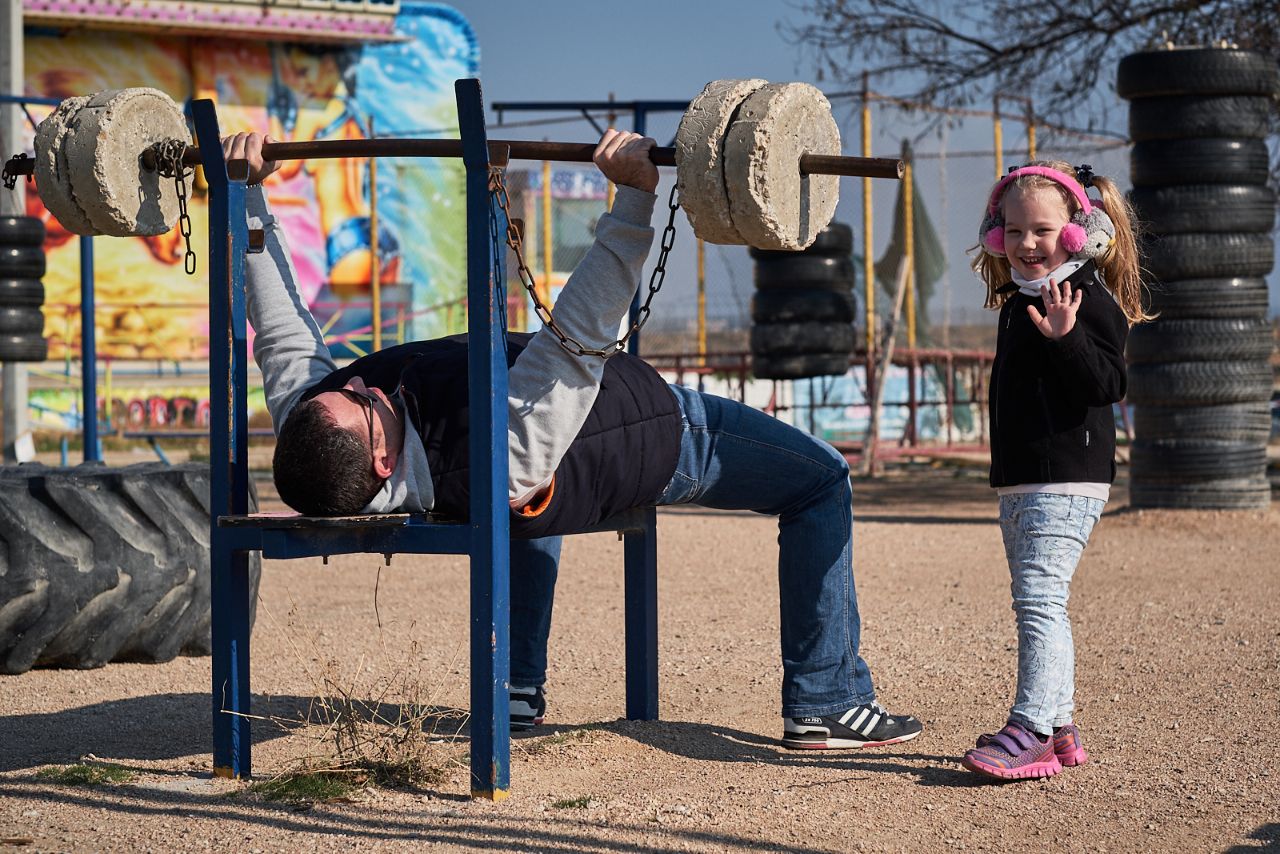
[1060,222,1086,253]
[983,226,1005,255]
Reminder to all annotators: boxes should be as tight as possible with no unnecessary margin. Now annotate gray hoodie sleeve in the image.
[507,185,657,506]
[244,186,337,433]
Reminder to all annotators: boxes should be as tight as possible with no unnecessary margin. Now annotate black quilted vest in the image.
[300,333,681,537]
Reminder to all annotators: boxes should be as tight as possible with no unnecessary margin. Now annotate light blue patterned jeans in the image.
[998,493,1105,735]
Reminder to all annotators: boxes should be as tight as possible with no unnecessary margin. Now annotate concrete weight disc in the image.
[674,79,767,245]
[65,88,190,237]
[33,96,97,235]
[723,82,841,251]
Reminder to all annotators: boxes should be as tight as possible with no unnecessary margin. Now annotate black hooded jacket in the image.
[988,260,1130,487]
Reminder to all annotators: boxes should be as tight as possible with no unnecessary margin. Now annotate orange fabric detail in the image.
[514,476,555,517]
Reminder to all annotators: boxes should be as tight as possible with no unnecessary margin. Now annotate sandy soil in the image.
[1,466,1277,853]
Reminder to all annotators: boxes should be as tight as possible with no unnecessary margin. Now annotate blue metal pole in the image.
[456,78,511,801]
[193,99,254,780]
[624,505,659,720]
[78,236,98,462]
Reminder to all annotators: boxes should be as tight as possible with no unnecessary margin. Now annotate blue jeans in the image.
[998,493,1104,734]
[510,384,875,717]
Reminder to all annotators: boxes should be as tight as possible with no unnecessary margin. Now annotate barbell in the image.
[5,80,902,251]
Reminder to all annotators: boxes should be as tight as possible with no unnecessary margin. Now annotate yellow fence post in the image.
[861,73,875,358]
[696,238,706,367]
[369,117,381,353]
[993,96,1003,179]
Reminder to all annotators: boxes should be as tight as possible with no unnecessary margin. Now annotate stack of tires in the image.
[0,463,261,673]
[1119,47,1277,510]
[749,222,857,380]
[0,216,49,362]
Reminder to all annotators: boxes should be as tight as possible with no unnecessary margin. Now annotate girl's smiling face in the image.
[1002,186,1072,280]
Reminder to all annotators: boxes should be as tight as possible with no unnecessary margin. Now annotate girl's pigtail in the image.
[1092,176,1153,325]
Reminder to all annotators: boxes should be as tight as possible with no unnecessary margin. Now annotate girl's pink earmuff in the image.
[1059,222,1087,253]
[983,226,1005,255]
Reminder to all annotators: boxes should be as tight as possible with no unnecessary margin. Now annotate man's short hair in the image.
[273,398,383,515]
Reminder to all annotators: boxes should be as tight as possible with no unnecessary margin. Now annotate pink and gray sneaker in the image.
[975,721,1089,767]
[962,721,1061,780]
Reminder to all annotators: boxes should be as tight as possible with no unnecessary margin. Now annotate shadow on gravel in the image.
[0,692,321,772]
[0,778,840,853]
[1224,823,1280,853]
[591,719,982,789]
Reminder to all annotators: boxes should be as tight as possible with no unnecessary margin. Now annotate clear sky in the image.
[444,2,1278,328]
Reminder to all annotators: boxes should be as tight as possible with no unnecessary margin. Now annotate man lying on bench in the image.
[230,129,921,752]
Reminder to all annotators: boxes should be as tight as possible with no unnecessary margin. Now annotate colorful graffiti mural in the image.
[22,2,478,364]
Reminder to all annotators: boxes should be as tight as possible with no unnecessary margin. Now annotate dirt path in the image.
[2,468,1277,852]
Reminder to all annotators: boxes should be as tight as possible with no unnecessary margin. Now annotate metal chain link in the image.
[1,153,28,191]
[489,166,679,358]
[151,140,197,275]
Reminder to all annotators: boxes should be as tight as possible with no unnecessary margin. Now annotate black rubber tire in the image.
[1130,138,1271,187]
[753,351,851,380]
[1130,439,1267,483]
[1145,277,1270,319]
[0,334,47,362]
[0,216,46,247]
[1129,476,1271,510]
[1133,402,1273,444]
[0,307,44,335]
[1117,49,1280,99]
[750,321,855,356]
[1142,233,1275,281]
[749,221,854,258]
[1129,185,1275,235]
[1128,95,1272,142]
[751,288,857,324]
[0,463,262,674]
[753,255,855,290]
[1127,360,1274,407]
[0,245,46,279]
[1126,317,1275,365]
[0,278,45,308]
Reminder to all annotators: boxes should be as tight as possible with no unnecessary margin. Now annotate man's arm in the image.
[224,133,338,432]
[507,131,660,508]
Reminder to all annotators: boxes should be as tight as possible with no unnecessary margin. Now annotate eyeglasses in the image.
[339,387,378,455]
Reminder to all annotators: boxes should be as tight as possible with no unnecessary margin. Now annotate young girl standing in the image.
[962,161,1148,780]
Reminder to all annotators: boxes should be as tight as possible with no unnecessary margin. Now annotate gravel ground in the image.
[1,466,1277,853]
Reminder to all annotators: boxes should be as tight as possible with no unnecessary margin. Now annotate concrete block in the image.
[34,96,97,236]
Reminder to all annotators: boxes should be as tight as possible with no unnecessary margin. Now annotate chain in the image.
[151,140,196,275]
[489,166,679,358]
[1,153,28,191]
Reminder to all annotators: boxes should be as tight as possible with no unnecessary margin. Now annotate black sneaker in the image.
[510,685,546,731]
[782,702,922,749]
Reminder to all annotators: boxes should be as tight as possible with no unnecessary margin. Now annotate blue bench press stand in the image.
[197,79,658,800]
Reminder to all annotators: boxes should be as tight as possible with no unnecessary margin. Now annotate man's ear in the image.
[373,449,396,480]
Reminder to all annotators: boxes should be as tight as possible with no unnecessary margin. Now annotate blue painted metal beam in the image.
[194,99,255,780]
[78,236,98,462]
[456,78,511,801]
[624,506,659,720]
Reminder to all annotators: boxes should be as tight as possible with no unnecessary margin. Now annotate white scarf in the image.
[1011,259,1086,297]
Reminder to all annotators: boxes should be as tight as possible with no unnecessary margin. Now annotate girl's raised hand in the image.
[1027,278,1082,340]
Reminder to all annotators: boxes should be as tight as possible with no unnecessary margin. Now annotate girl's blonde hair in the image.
[970,160,1151,325]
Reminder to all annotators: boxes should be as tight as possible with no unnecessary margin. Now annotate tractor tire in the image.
[1130,138,1271,187]
[1142,233,1274,281]
[1127,360,1274,407]
[1128,95,1272,142]
[0,278,45,308]
[753,255,856,291]
[1130,439,1267,483]
[750,321,855,356]
[1117,48,1280,99]
[1133,402,1273,444]
[1125,317,1275,365]
[0,462,261,674]
[1129,185,1275,235]
[1145,277,1269,319]
[0,216,46,246]
[1129,476,1271,510]
[752,351,851,380]
[751,287,857,324]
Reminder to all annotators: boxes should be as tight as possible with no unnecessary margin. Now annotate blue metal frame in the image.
[196,78,658,801]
